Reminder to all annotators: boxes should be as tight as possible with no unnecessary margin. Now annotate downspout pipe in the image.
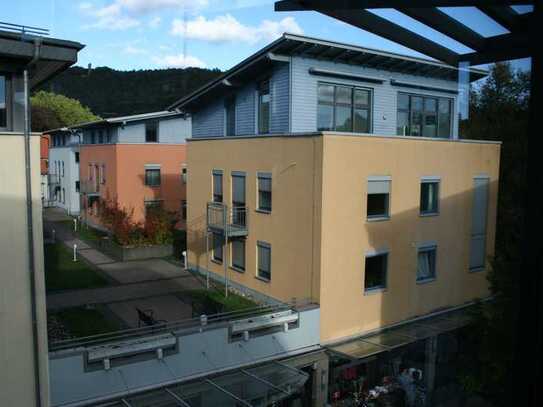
[23,36,44,407]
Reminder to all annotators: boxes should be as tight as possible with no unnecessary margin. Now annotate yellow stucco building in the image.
[186,133,500,343]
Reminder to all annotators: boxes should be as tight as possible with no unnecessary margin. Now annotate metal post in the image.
[425,335,438,405]
[205,231,210,289]
[73,244,78,262]
[224,204,228,298]
[73,217,77,232]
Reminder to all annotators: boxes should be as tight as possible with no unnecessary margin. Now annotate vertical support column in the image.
[425,335,438,405]
[223,204,228,298]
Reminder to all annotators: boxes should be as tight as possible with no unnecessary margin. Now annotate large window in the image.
[232,172,246,226]
[257,241,271,281]
[145,120,158,142]
[231,240,245,271]
[181,165,187,184]
[364,252,388,292]
[0,75,7,129]
[144,200,162,216]
[213,170,223,203]
[257,172,272,213]
[145,167,161,186]
[470,177,489,271]
[397,93,452,138]
[258,80,270,134]
[367,177,391,220]
[417,246,437,282]
[420,178,440,215]
[317,83,371,133]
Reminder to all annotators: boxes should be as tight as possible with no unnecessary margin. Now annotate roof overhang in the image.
[168,33,487,112]
[0,30,84,89]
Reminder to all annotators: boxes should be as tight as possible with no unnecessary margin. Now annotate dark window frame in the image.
[257,172,272,213]
[145,120,159,143]
[257,241,271,281]
[417,245,437,283]
[366,178,391,221]
[317,82,372,133]
[420,179,440,216]
[212,171,223,203]
[364,252,388,292]
[212,232,223,263]
[231,239,246,272]
[397,92,453,138]
[258,80,270,134]
[144,168,161,186]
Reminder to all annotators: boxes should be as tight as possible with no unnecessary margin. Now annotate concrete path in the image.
[46,274,203,310]
[98,259,187,283]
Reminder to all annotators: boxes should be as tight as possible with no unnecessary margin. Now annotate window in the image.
[145,120,158,142]
[182,166,187,184]
[144,200,162,217]
[212,170,223,202]
[232,172,246,226]
[397,93,452,138]
[75,181,80,193]
[75,152,79,163]
[367,177,391,220]
[420,178,440,215]
[181,200,187,220]
[257,241,271,281]
[62,188,66,204]
[364,252,388,292]
[258,80,270,134]
[98,129,104,144]
[317,83,371,133]
[100,165,106,184]
[212,233,223,263]
[470,177,489,271]
[417,246,437,282]
[1,75,7,129]
[231,240,245,271]
[61,161,65,177]
[225,96,236,137]
[145,167,161,186]
[257,172,272,212]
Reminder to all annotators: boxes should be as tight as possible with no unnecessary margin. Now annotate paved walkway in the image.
[43,209,205,314]
[46,275,202,310]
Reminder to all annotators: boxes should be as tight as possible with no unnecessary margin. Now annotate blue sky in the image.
[3,0,531,72]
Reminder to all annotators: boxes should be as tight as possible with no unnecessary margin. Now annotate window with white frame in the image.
[257,172,272,212]
[417,245,437,282]
[317,83,371,133]
[364,251,388,292]
[257,241,271,281]
[145,165,161,186]
[367,176,391,220]
[231,239,245,271]
[181,165,187,184]
[420,178,440,215]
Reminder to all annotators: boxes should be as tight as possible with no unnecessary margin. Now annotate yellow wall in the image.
[0,133,50,407]
[187,133,500,343]
[318,135,500,342]
[187,136,323,303]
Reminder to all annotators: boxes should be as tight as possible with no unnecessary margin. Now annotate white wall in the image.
[49,146,80,215]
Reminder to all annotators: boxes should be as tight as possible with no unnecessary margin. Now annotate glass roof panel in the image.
[172,381,240,407]
[327,339,387,360]
[387,323,437,340]
[125,389,180,407]
[245,362,308,395]
[362,331,414,349]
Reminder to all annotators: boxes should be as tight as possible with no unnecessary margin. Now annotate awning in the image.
[327,306,473,361]
[100,361,308,407]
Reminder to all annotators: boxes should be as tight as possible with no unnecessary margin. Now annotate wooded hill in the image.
[38,66,222,118]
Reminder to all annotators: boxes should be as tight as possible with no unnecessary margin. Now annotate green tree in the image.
[459,62,530,405]
[31,91,99,131]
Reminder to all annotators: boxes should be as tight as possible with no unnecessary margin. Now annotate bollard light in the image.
[73,244,78,262]
[73,218,77,232]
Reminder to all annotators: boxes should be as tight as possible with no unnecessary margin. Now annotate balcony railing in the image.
[80,179,100,195]
[207,202,248,237]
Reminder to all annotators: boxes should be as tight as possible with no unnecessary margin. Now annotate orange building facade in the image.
[80,143,187,228]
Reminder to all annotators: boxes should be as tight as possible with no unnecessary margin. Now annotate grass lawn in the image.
[44,243,108,291]
[187,288,258,314]
[52,306,121,338]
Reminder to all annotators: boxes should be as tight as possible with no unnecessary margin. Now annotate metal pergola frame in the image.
[275,2,541,405]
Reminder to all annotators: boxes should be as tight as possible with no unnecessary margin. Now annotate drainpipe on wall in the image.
[23,37,44,407]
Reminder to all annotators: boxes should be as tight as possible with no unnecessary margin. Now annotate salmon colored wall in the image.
[40,135,50,175]
[80,144,186,227]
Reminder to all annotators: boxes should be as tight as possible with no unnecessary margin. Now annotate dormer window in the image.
[258,80,270,134]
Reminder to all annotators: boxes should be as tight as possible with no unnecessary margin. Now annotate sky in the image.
[2,0,532,72]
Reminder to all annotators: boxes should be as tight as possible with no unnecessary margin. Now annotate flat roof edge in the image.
[187,132,502,145]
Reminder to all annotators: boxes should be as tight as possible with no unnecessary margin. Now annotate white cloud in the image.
[170,14,303,44]
[123,45,147,55]
[148,16,161,28]
[153,54,207,68]
[117,0,208,14]
[79,2,140,31]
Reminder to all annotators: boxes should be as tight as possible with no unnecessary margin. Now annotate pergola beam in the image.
[275,0,533,11]
[477,5,524,32]
[399,7,486,51]
[458,32,531,64]
[318,8,460,65]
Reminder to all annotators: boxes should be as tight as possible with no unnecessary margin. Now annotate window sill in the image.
[255,209,272,214]
[469,267,485,273]
[416,277,436,285]
[211,259,223,265]
[367,216,390,223]
[419,212,439,217]
[255,275,271,283]
[230,266,245,273]
[364,287,387,295]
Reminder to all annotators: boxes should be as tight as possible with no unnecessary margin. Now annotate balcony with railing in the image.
[48,173,60,185]
[80,179,100,196]
[207,202,248,237]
